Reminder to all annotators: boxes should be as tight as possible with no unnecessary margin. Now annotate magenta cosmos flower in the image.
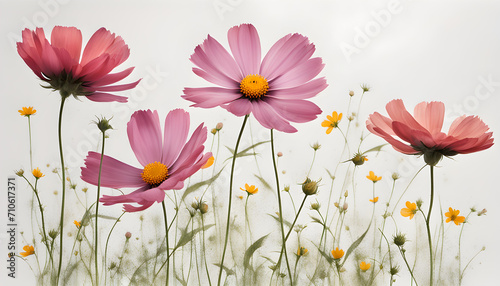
[182,23,327,133]
[17,26,140,102]
[366,99,494,165]
[81,109,212,212]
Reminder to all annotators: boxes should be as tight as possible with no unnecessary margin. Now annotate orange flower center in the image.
[240,74,269,99]
[141,162,169,186]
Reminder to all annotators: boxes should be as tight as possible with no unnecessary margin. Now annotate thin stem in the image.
[270,129,292,285]
[28,116,33,170]
[94,129,106,286]
[399,247,419,286]
[425,165,434,286]
[104,212,125,285]
[56,95,68,284]
[217,115,249,286]
[162,201,170,286]
[31,178,54,267]
[306,150,317,177]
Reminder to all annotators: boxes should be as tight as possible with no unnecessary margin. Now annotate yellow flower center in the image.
[141,161,169,186]
[240,74,269,99]
[450,214,457,221]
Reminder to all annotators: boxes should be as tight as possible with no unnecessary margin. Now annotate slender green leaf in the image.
[213,263,235,275]
[181,167,225,201]
[175,224,214,249]
[268,214,292,228]
[317,247,334,264]
[244,234,269,270]
[361,144,387,155]
[341,221,372,265]
[254,174,272,191]
[226,140,270,156]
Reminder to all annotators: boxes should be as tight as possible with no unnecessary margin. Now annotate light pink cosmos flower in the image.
[17,26,140,102]
[182,23,327,133]
[81,109,212,212]
[366,99,494,165]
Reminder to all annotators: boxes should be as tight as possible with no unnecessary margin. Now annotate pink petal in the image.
[366,112,396,136]
[263,98,321,123]
[139,187,165,203]
[268,78,327,99]
[251,100,297,133]
[413,101,445,135]
[369,126,420,154]
[81,28,122,66]
[182,87,241,108]
[162,109,190,167]
[198,35,242,82]
[169,124,207,174]
[260,33,315,81]
[50,26,82,64]
[270,57,325,89]
[190,42,240,88]
[227,24,261,76]
[161,152,212,191]
[220,98,253,116]
[101,186,149,205]
[86,92,128,103]
[39,42,63,76]
[17,43,44,79]
[127,110,163,166]
[448,115,491,139]
[80,151,145,188]
[91,67,135,86]
[89,79,141,92]
[386,99,428,133]
[123,201,154,212]
[392,121,436,148]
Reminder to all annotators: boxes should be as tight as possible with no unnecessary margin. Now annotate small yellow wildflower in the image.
[445,208,466,225]
[201,156,215,169]
[20,245,35,257]
[369,197,379,203]
[331,247,344,259]
[18,106,36,117]
[366,171,382,182]
[237,196,244,200]
[240,184,258,195]
[74,221,81,229]
[321,111,343,134]
[32,168,45,179]
[401,201,418,220]
[297,247,308,256]
[360,261,371,271]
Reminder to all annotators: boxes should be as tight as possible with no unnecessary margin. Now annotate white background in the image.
[1,0,499,285]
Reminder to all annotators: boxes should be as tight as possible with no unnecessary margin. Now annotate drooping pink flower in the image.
[182,23,327,133]
[366,99,494,165]
[17,26,140,102]
[81,109,212,212]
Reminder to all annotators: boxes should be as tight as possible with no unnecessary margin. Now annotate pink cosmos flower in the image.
[366,99,494,165]
[17,26,140,102]
[182,23,327,133]
[81,109,212,212]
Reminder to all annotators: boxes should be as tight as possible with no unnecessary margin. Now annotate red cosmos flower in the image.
[182,23,327,133]
[17,26,140,102]
[81,109,212,212]
[366,99,494,165]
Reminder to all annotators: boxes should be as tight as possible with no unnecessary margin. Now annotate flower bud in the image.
[311,142,321,151]
[390,266,400,276]
[282,185,290,192]
[344,190,348,197]
[349,90,354,97]
[301,178,320,196]
[200,203,209,214]
[15,169,24,176]
[125,232,132,239]
[277,152,283,157]
[478,209,487,216]
[393,233,407,247]
[349,153,368,166]
[94,116,113,133]
[342,202,348,211]
[191,201,199,210]
[216,122,223,130]
[392,172,400,180]
[211,128,217,135]
[310,202,320,210]
[416,199,423,209]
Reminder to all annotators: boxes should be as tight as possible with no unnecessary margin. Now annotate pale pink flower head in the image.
[81,109,212,212]
[366,99,494,166]
[182,23,327,133]
[17,26,140,102]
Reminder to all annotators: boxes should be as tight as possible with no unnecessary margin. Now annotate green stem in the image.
[56,95,68,284]
[425,165,435,286]
[270,129,292,285]
[28,116,33,170]
[162,201,170,286]
[104,212,125,285]
[30,178,54,266]
[217,115,249,286]
[95,129,106,286]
